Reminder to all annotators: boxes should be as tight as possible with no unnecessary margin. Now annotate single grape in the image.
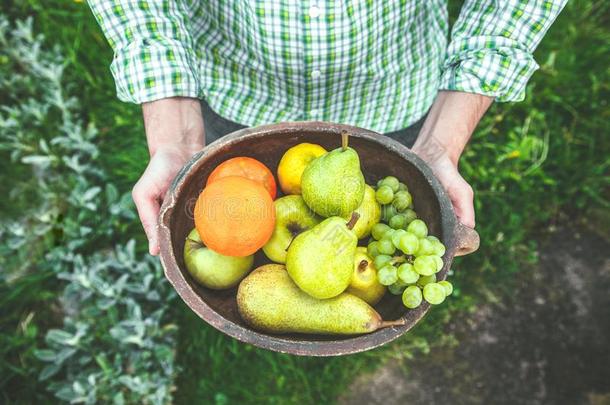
[403,209,418,224]
[388,280,408,295]
[407,219,428,238]
[376,185,394,204]
[433,256,443,272]
[378,238,396,255]
[389,214,407,229]
[432,240,446,257]
[392,191,412,211]
[426,235,440,244]
[371,223,391,240]
[417,274,436,287]
[391,229,408,248]
[378,264,398,286]
[438,280,453,296]
[398,182,409,192]
[415,238,434,256]
[414,255,436,276]
[376,179,384,188]
[423,283,446,305]
[367,241,381,257]
[402,285,423,309]
[383,227,396,238]
[381,204,398,222]
[373,254,392,269]
[397,263,419,284]
[398,232,419,255]
[381,176,400,192]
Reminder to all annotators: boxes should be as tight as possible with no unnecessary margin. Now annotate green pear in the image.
[343,184,381,239]
[286,215,359,299]
[346,247,386,305]
[262,195,322,263]
[183,228,254,289]
[301,132,365,217]
[237,264,405,335]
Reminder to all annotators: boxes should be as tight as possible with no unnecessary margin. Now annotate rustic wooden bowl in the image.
[158,122,479,356]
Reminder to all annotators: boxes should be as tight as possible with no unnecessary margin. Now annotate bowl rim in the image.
[158,121,458,356]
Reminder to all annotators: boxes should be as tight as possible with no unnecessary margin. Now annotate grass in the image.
[1,0,608,403]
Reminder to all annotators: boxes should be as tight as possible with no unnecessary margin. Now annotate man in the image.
[88,0,565,255]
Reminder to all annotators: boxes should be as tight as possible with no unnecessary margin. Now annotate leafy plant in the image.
[0,0,608,403]
[0,16,177,404]
[36,241,177,404]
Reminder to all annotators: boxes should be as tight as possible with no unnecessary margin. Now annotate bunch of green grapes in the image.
[369,176,453,308]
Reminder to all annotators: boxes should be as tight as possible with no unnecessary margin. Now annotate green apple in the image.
[344,185,381,239]
[346,247,386,305]
[183,228,254,289]
[262,195,321,263]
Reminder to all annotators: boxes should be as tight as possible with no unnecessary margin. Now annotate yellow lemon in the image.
[277,143,327,195]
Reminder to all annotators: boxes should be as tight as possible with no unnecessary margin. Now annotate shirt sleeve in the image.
[88,0,200,103]
[439,0,567,102]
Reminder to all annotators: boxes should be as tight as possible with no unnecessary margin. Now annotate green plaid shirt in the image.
[89,0,565,133]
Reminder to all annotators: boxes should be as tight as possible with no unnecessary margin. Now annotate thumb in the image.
[448,176,475,228]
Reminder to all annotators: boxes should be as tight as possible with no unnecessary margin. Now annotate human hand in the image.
[133,98,204,255]
[132,144,202,255]
[412,144,475,228]
[411,91,493,228]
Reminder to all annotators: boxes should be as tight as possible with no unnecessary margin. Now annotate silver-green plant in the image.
[0,17,177,404]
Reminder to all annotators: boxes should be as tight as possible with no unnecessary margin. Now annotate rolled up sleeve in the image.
[88,0,200,103]
[440,0,567,102]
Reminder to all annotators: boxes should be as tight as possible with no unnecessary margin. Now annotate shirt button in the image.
[311,69,321,79]
[308,5,321,18]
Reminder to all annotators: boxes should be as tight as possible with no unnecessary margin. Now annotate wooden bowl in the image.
[158,122,479,356]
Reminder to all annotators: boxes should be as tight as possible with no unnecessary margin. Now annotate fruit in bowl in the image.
[207,156,277,199]
[183,228,254,289]
[163,123,480,355]
[237,264,404,335]
[346,247,386,305]
[301,132,365,217]
[285,214,359,299]
[277,143,327,195]
[343,184,381,239]
[262,195,321,264]
[194,175,275,257]
[188,137,452,326]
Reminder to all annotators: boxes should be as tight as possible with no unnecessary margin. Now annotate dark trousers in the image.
[201,99,425,148]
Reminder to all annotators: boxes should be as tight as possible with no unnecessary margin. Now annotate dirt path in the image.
[341,225,610,405]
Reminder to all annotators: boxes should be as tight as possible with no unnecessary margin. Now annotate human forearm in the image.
[142,97,205,156]
[412,91,492,164]
[411,91,493,228]
[133,97,205,255]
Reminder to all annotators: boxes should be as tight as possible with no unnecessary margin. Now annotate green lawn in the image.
[1,1,608,403]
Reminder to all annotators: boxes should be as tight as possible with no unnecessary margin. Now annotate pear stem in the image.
[346,212,360,230]
[285,235,297,252]
[341,130,349,151]
[379,319,407,329]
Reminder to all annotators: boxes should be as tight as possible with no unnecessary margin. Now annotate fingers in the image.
[448,177,475,228]
[132,180,161,256]
[421,154,476,229]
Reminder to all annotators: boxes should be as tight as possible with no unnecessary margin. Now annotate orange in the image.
[207,157,277,199]
[194,176,275,257]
